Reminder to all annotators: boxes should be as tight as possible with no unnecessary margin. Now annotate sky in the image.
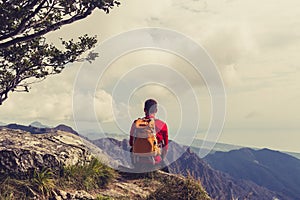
[0,0,300,152]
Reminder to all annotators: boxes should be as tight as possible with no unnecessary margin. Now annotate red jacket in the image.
[129,116,168,163]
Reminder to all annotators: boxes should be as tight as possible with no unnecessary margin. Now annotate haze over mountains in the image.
[0,121,6,126]
[191,138,300,160]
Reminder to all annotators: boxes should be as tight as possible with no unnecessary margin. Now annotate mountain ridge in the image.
[1,123,297,199]
[204,148,300,200]
[0,128,210,199]
[93,137,284,200]
[1,123,79,135]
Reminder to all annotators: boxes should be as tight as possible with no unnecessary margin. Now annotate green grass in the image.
[95,194,113,200]
[31,168,55,197]
[0,157,116,200]
[147,175,210,200]
[60,157,116,191]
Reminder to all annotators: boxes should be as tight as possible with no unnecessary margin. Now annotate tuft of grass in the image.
[0,157,116,199]
[147,175,210,200]
[60,157,116,191]
[31,168,55,198]
[95,194,113,200]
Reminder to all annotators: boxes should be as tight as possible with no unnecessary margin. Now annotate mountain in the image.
[191,138,300,160]
[204,148,300,200]
[93,138,132,168]
[29,121,50,128]
[2,123,79,135]
[191,138,245,155]
[92,138,283,200]
[285,151,300,160]
[1,123,297,199]
[0,128,210,199]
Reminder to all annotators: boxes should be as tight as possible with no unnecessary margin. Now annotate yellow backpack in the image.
[132,118,161,156]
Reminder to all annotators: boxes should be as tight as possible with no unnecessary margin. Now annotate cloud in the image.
[0,72,74,125]
[95,90,115,122]
[2,0,300,152]
[244,111,261,119]
[222,64,241,86]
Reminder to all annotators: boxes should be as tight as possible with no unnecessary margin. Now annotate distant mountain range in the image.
[29,121,51,128]
[191,138,244,153]
[92,137,286,200]
[204,148,300,200]
[191,138,300,160]
[2,122,300,160]
[0,123,78,135]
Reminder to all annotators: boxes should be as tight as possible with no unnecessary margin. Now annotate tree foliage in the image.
[0,0,120,105]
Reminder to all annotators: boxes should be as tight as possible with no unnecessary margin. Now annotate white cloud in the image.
[0,66,76,125]
[95,90,115,123]
[2,0,300,151]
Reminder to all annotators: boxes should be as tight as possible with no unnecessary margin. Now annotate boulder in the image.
[0,128,114,178]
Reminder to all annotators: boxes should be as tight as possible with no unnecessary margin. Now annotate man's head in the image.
[144,99,158,116]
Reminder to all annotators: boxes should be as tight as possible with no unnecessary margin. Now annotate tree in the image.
[0,0,120,105]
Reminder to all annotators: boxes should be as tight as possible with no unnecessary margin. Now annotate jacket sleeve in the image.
[162,123,168,156]
[129,122,135,146]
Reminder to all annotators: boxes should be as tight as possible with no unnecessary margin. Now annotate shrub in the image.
[60,157,116,191]
[96,194,113,200]
[31,168,55,197]
[147,175,210,200]
[0,157,116,199]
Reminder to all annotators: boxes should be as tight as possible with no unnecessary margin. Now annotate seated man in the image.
[129,99,169,172]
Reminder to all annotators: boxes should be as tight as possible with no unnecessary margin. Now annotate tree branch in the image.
[0,7,94,49]
[0,0,44,41]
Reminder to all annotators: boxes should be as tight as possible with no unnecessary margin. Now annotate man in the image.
[129,99,169,172]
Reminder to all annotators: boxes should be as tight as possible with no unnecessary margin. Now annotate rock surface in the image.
[0,128,113,178]
[51,189,95,200]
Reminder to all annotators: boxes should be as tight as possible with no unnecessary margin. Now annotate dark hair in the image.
[144,99,157,114]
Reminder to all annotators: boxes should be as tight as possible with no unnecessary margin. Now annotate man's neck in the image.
[145,113,155,118]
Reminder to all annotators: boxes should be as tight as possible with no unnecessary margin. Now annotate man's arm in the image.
[162,123,168,158]
[129,122,135,146]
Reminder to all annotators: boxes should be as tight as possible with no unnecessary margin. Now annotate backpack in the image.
[132,118,161,157]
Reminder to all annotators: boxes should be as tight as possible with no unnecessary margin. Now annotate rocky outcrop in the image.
[0,127,210,200]
[0,128,113,178]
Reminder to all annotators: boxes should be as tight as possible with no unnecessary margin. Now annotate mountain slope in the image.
[0,128,210,200]
[93,138,283,200]
[204,148,300,200]
[191,138,300,160]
